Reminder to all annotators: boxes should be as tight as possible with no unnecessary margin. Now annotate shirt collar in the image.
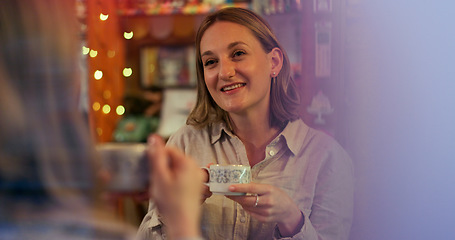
[278,119,309,156]
[209,119,309,155]
[210,121,232,145]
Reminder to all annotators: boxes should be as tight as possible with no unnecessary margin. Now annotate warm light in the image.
[94,70,103,80]
[123,68,133,77]
[102,104,111,114]
[82,46,90,55]
[99,13,109,21]
[92,102,101,111]
[124,31,133,39]
[116,105,125,116]
[89,49,98,58]
[107,50,116,58]
[96,128,103,136]
[149,64,155,73]
[103,90,111,99]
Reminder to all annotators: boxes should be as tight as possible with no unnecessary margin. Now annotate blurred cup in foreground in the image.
[96,143,148,192]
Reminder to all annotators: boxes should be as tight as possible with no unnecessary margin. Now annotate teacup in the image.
[96,143,148,192]
[204,164,251,196]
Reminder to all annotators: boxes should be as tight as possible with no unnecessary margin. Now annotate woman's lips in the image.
[221,83,246,92]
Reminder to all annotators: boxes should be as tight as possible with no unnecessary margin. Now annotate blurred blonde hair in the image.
[0,0,99,205]
[187,7,301,130]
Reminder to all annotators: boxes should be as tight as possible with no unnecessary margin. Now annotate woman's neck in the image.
[229,113,281,167]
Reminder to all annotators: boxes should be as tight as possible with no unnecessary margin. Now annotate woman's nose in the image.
[218,59,235,80]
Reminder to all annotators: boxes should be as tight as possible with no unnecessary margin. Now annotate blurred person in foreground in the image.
[138,7,354,240]
[0,1,204,240]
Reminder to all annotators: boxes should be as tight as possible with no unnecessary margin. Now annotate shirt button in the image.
[240,217,246,223]
[269,150,275,156]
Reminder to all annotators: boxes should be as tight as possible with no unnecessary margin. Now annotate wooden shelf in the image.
[117,3,250,17]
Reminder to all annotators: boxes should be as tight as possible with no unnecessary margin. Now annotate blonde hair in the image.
[187,7,301,129]
[0,0,99,204]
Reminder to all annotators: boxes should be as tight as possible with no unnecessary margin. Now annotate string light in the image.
[107,50,116,58]
[123,68,133,77]
[103,90,111,99]
[116,105,125,116]
[124,31,133,39]
[89,49,98,58]
[94,70,103,80]
[82,46,90,55]
[102,104,111,114]
[99,13,109,21]
[92,102,101,111]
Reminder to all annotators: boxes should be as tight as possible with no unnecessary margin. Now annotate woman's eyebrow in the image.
[201,41,248,58]
[201,50,213,58]
[227,41,247,49]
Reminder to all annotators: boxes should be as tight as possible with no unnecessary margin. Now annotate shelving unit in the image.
[82,0,347,226]
[85,0,347,146]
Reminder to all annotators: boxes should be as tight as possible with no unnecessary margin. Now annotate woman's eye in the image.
[233,50,245,57]
[204,59,217,67]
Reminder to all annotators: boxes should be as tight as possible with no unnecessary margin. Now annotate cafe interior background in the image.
[76,0,455,239]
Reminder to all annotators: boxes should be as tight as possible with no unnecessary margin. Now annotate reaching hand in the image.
[147,134,204,239]
[227,183,304,237]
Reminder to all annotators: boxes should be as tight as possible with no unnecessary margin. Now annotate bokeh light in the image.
[82,46,90,55]
[102,104,111,114]
[99,13,109,21]
[124,31,133,39]
[116,105,125,116]
[123,68,133,77]
[92,102,101,111]
[94,70,103,80]
[89,49,98,58]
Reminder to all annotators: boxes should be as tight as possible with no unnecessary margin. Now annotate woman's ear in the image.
[269,47,283,77]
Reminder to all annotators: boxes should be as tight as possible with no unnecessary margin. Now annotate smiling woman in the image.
[138,7,354,240]
[189,8,301,130]
[199,21,279,118]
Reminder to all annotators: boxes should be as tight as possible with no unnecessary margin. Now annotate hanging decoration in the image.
[307,91,334,125]
[87,0,126,142]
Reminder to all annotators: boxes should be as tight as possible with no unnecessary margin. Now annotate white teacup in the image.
[204,164,251,196]
[96,143,148,192]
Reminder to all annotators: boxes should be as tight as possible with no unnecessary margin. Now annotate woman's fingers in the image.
[200,184,212,204]
[227,183,301,228]
[227,194,262,209]
[228,182,270,196]
[147,134,170,183]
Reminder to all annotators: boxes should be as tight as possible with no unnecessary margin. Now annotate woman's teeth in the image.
[222,83,245,92]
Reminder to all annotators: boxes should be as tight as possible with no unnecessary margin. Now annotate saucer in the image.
[213,192,246,196]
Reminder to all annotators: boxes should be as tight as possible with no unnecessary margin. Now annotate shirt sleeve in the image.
[272,211,317,240]
[136,128,189,240]
[273,141,355,240]
[136,201,167,240]
[175,238,205,240]
[136,200,205,240]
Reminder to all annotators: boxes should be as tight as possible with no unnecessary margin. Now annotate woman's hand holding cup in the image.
[201,163,213,203]
[227,183,304,237]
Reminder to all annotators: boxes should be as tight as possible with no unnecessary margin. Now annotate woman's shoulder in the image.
[287,119,349,158]
[170,124,202,137]
[166,123,216,149]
